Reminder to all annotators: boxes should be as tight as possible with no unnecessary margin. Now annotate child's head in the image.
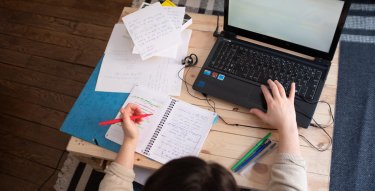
[143,156,238,191]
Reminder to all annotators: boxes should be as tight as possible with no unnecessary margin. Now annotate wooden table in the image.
[67,7,338,190]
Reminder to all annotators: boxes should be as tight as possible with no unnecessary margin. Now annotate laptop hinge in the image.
[220,31,236,39]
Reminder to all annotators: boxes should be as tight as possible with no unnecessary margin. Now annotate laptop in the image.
[193,0,351,128]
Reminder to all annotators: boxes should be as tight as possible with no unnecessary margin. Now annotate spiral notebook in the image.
[105,86,218,164]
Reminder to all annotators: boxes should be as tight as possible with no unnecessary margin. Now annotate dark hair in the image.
[143,156,238,191]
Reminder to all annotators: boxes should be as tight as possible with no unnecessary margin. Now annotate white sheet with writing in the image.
[105,86,170,152]
[105,86,217,164]
[105,23,191,61]
[134,28,192,61]
[96,24,184,96]
[123,2,180,60]
[148,100,217,164]
[132,6,186,59]
[95,54,184,95]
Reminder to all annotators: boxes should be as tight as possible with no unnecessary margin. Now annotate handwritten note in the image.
[123,2,180,60]
[148,100,217,164]
[96,24,184,96]
[165,7,185,31]
[138,4,185,31]
[133,28,192,61]
[105,86,217,164]
[96,54,184,95]
[105,86,170,151]
[132,6,185,59]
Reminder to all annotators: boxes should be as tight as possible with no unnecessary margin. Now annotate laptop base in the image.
[193,37,330,128]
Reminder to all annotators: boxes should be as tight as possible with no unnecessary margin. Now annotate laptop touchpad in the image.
[247,85,267,111]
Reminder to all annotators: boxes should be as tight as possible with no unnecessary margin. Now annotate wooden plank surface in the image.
[0,130,63,168]
[0,0,120,27]
[0,152,55,185]
[0,0,132,189]
[0,173,39,191]
[0,114,70,150]
[67,7,338,190]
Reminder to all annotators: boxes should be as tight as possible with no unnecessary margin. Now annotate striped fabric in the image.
[341,3,375,43]
[330,2,375,191]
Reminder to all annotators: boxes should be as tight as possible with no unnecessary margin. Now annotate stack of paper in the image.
[95,3,193,96]
[123,2,191,60]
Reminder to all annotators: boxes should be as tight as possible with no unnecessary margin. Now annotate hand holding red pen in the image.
[98,114,152,126]
[114,104,143,170]
[121,103,143,142]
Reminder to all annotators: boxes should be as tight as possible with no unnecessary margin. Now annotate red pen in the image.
[99,114,152,126]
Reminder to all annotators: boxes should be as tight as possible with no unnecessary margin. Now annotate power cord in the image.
[213,13,221,37]
[299,118,332,152]
[179,54,334,152]
[296,97,335,128]
[295,101,334,151]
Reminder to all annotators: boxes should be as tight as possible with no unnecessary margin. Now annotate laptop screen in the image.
[227,0,345,54]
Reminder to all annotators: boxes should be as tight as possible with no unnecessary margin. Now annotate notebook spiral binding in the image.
[143,99,176,156]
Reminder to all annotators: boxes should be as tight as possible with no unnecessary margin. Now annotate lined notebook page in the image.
[105,86,170,152]
[149,100,217,164]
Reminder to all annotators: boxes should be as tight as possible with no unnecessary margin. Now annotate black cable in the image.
[296,95,335,126]
[180,54,334,152]
[38,150,67,190]
[177,65,206,102]
[295,101,334,151]
[317,100,335,127]
[180,66,273,130]
[179,55,282,131]
[299,118,333,152]
[213,13,220,37]
[218,115,277,131]
[297,96,335,126]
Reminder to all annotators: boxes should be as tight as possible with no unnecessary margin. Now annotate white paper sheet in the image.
[123,2,180,60]
[105,23,191,61]
[132,6,186,59]
[137,5,186,31]
[95,54,184,95]
[133,29,192,61]
[105,86,217,164]
[148,100,217,164]
[96,24,184,95]
[105,86,171,151]
[105,24,132,54]
[164,6,186,31]
[176,29,192,61]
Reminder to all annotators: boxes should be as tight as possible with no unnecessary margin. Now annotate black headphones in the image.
[182,54,198,67]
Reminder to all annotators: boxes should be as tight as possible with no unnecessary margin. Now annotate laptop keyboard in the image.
[209,40,323,100]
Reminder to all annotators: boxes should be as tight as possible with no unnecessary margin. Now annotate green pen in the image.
[231,132,272,171]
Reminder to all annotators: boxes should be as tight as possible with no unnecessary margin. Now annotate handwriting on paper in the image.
[132,6,185,58]
[150,100,216,163]
[96,24,183,96]
[105,87,217,165]
[105,86,170,147]
[123,2,180,60]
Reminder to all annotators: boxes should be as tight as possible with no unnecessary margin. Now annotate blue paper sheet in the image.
[61,56,129,152]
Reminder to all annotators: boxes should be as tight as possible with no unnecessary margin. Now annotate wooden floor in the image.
[0,0,132,190]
